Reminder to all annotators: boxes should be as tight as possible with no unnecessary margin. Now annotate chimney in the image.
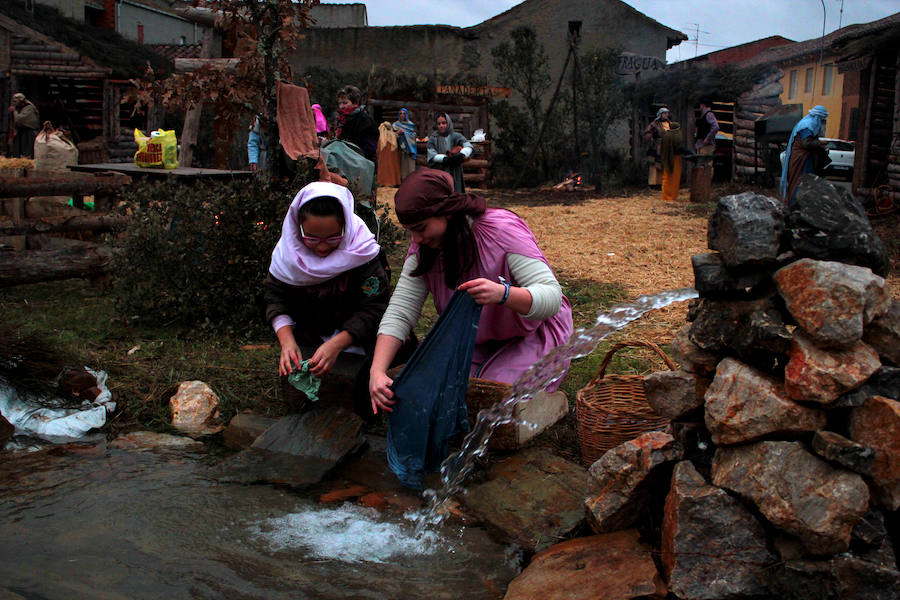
[101,0,117,31]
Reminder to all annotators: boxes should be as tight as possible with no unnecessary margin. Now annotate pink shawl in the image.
[269,181,380,286]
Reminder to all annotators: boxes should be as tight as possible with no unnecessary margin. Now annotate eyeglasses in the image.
[299,223,344,248]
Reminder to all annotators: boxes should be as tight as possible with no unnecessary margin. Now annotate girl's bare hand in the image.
[458,278,505,305]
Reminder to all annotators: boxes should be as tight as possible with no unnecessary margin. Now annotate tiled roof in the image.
[149,44,202,60]
[741,11,900,67]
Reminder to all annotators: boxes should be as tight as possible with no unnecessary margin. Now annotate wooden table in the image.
[68,163,255,181]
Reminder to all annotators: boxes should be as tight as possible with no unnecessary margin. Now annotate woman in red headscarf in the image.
[369,168,573,415]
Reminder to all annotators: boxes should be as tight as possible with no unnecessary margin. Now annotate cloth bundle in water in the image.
[386,290,482,489]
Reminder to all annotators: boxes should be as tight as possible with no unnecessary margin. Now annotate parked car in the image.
[780,138,855,181]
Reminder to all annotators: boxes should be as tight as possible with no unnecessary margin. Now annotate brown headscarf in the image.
[394,168,486,225]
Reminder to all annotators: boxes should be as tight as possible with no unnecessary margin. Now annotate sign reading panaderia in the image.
[436,84,511,98]
[616,53,665,76]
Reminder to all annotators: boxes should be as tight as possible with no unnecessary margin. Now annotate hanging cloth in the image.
[386,290,482,489]
[377,121,402,187]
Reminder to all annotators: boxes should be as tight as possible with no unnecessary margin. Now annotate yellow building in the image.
[781,59,843,139]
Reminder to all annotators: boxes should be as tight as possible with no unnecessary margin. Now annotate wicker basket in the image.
[464,377,515,449]
[576,340,675,466]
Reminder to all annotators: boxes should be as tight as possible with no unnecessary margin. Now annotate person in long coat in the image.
[9,93,39,158]
[426,113,472,193]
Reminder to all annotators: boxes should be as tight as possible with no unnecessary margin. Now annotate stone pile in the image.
[505,175,900,600]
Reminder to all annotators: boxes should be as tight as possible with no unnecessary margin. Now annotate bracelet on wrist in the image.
[498,278,511,305]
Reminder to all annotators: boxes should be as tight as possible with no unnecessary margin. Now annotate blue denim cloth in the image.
[386,291,481,489]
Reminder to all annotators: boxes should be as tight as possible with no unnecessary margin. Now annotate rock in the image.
[222,412,278,450]
[849,396,900,511]
[502,530,666,600]
[212,408,365,488]
[671,324,719,376]
[784,332,881,403]
[851,508,886,550]
[864,300,900,366]
[0,413,13,447]
[643,370,709,419]
[704,358,827,445]
[789,175,890,277]
[774,258,890,348]
[169,380,223,436]
[687,297,791,371]
[460,448,598,553]
[770,555,900,600]
[837,366,900,407]
[109,431,205,451]
[662,461,775,600]
[690,252,771,296]
[712,441,869,554]
[585,431,682,533]
[812,430,875,476]
[707,191,786,266]
[318,484,369,503]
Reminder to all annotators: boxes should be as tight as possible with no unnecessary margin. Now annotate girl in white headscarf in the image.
[263,181,393,413]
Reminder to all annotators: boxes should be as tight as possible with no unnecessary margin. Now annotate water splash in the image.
[415,287,699,534]
[251,503,444,563]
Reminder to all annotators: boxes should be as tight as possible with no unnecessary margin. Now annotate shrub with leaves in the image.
[112,179,294,333]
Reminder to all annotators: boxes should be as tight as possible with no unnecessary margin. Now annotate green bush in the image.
[112,179,294,333]
[112,176,400,334]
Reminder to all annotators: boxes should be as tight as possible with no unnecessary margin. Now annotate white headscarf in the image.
[268,182,380,286]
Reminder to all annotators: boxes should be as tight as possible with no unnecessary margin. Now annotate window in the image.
[789,70,798,99]
[804,68,813,93]
[822,64,834,95]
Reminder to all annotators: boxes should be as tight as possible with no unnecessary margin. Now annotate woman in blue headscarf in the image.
[781,105,829,204]
[392,108,418,180]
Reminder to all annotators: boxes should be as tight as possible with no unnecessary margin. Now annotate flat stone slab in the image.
[460,447,598,553]
[109,431,205,451]
[222,412,278,450]
[211,408,365,488]
[503,530,666,600]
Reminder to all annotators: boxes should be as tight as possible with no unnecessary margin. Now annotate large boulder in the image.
[662,461,775,600]
[863,299,900,366]
[849,395,900,511]
[784,331,881,404]
[789,175,890,277]
[770,555,900,600]
[774,258,890,349]
[585,431,682,533]
[704,358,826,445]
[461,448,599,553]
[707,191,786,267]
[643,369,709,420]
[502,530,666,600]
[690,252,772,297]
[712,441,869,554]
[670,324,720,377]
[837,366,900,407]
[811,430,875,476]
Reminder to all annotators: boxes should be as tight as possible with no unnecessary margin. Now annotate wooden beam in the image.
[174,58,239,73]
[179,28,216,168]
[0,214,126,236]
[0,173,131,198]
[0,242,112,287]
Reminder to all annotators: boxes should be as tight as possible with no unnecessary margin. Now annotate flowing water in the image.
[0,288,697,598]
[417,288,699,533]
[0,440,517,599]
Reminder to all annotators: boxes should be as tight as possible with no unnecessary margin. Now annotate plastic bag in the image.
[386,290,482,489]
[471,129,486,143]
[0,368,114,441]
[134,128,178,169]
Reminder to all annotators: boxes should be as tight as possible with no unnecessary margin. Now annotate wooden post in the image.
[178,28,215,168]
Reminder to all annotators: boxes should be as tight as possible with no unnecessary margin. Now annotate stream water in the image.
[0,288,698,599]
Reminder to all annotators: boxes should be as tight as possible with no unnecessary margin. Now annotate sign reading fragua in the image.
[436,84,511,98]
[616,53,665,76]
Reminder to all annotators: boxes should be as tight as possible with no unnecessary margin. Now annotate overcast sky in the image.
[363,0,900,63]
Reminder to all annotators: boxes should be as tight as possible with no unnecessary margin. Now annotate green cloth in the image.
[287,360,321,402]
